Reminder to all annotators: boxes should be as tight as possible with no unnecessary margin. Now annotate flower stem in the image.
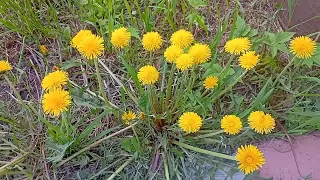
[195,130,225,139]
[93,59,112,109]
[272,56,296,87]
[171,140,236,161]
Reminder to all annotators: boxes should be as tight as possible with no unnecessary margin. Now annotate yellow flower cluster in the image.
[71,30,104,60]
[41,70,71,117]
[0,60,12,73]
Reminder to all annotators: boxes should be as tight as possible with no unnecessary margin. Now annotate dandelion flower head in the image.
[142,31,163,52]
[78,34,104,60]
[71,30,92,48]
[203,76,218,89]
[0,60,12,73]
[42,70,69,91]
[178,112,202,133]
[122,111,137,125]
[175,53,194,71]
[137,65,159,85]
[170,29,194,49]
[248,111,275,134]
[40,45,48,54]
[221,115,243,135]
[188,43,211,64]
[111,27,131,49]
[236,144,265,175]
[225,37,251,55]
[164,45,183,63]
[289,36,316,59]
[42,89,71,117]
[239,51,259,70]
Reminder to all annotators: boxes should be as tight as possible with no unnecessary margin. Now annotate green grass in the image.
[1,0,320,179]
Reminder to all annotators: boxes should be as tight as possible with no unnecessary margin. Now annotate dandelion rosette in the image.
[111,27,131,49]
[170,29,194,49]
[142,32,163,52]
[175,53,194,71]
[239,51,259,70]
[164,45,183,63]
[221,115,243,135]
[225,37,251,55]
[42,89,71,117]
[248,111,275,134]
[236,144,265,175]
[122,111,137,125]
[137,65,159,85]
[188,43,211,64]
[289,36,316,59]
[41,70,69,91]
[203,76,218,89]
[0,60,12,73]
[78,34,104,60]
[178,112,202,133]
[71,30,92,48]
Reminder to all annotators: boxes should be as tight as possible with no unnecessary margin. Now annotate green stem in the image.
[172,140,236,161]
[94,59,112,108]
[272,56,296,87]
[212,70,247,103]
[195,130,224,139]
[107,156,134,180]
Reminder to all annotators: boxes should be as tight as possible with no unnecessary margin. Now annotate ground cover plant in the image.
[0,0,320,179]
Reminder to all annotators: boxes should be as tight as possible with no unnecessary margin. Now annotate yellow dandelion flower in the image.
[122,111,137,125]
[175,53,194,71]
[203,76,218,89]
[111,27,131,49]
[78,34,104,60]
[188,43,211,64]
[221,115,243,135]
[139,112,146,120]
[178,112,202,133]
[41,70,68,91]
[248,111,275,134]
[142,32,163,52]
[239,51,259,70]
[40,45,48,54]
[137,65,159,85]
[289,36,316,59]
[71,30,92,48]
[236,144,265,175]
[164,45,183,63]
[225,37,251,55]
[42,89,71,117]
[0,60,12,73]
[170,29,194,49]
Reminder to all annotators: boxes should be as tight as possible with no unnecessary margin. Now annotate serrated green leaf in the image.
[120,138,133,152]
